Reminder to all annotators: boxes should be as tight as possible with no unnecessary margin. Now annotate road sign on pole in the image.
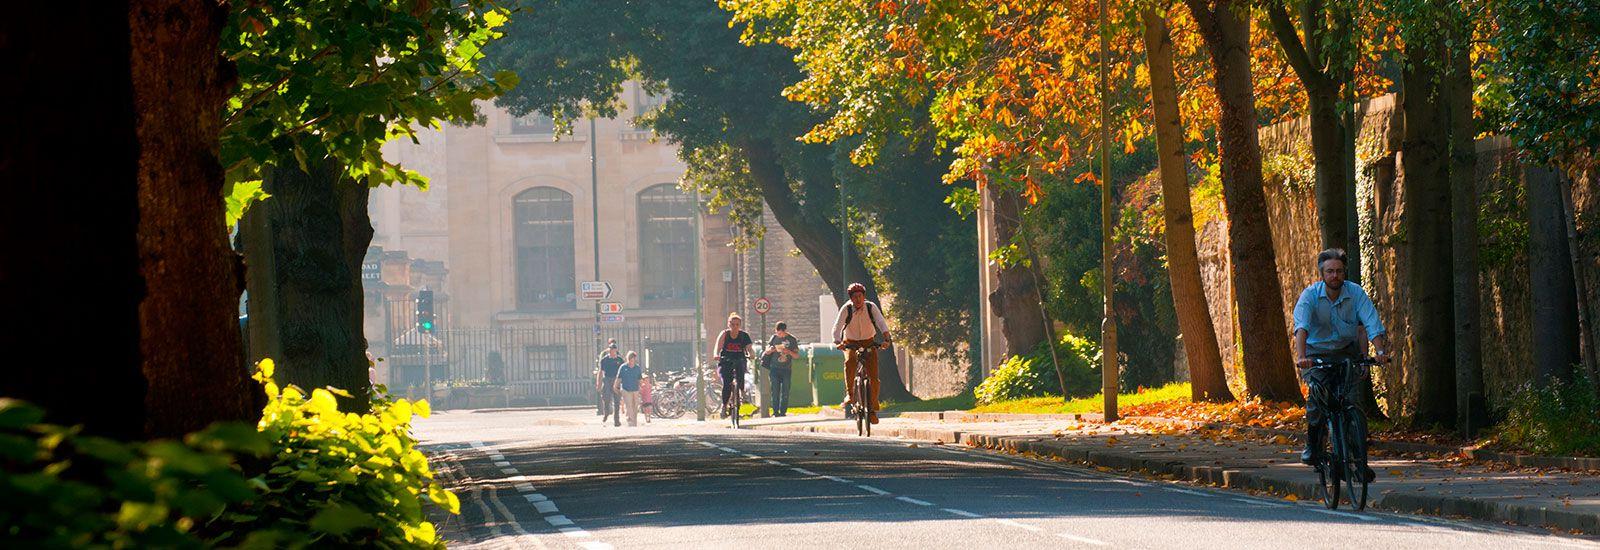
[579,281,612,300]
[600,314,625,324]
[753,297,772,315]
[599,301,623,314]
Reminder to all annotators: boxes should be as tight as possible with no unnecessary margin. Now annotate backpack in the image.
[843,302,885,338]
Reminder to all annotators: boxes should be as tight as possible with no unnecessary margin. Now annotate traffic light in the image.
[415,290,435,333]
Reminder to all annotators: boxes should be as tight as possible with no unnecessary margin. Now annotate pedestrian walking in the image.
[639,368,654,424]
[762,321,800,416]
[597,341,624,426]
[617,351,644,427]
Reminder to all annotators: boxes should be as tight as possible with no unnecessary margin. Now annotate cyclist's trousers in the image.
[1300,342,1360,430]
[719,361,746,409]
[843,338,880,412]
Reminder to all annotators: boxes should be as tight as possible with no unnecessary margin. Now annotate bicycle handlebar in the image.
[1309,357,1381,368]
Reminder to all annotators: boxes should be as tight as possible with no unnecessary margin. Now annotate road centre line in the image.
[468,441,607,548]
[697,441,718,448]
[820,475,851,483]
[525,493,549,502]
[790,467,820,476]
[942,508,985,518]
[494,460,512,467]
[896,496,933,506]
[532,500,560,514]
[764,459,786,466]
[500,467,519,475]
[857,484,891,496]
[996,519,1043,532]
[742,453,762,460]
[717,446,739,453]
[515,482,537,493]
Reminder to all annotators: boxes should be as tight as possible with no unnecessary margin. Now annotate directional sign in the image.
[600,314,625,324]
[753,297,772,315]
[599,301,623,314]
[579,281,612,300]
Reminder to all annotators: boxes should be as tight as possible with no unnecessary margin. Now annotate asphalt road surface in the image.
[417,407,1600,550]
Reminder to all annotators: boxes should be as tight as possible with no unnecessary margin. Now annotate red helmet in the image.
[847,282,867,296]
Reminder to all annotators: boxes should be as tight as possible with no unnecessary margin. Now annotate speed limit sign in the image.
[753,297,772,315]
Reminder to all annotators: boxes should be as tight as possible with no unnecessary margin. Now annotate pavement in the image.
[415,406,1600,549]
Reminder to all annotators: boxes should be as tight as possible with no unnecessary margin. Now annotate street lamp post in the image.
[1098,0,1119,422]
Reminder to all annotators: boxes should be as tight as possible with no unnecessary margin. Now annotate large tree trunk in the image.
[1526,166,1581,387]
[738,139,914,401]
[131,0,258,439]
[242,161,376,411]
[1185,0,1302,402]
[1400,39,1457,427]
[1,1,148,438]
[988,187,1051,358]
[1142,9,1233,403]
[1445,31,1487,437]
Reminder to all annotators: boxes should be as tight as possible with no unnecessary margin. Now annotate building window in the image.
[514,187,576,310]
[631,87,668,130]
[511,112,556,135]
[638,184,695,307]
[523,345,570,381]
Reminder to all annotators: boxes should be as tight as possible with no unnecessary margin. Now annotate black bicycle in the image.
[718,359,749,428]
[839,341,884,437]
[1308,356,1378,510]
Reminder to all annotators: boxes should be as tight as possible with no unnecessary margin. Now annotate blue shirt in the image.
[1292,281,1386,353]
[618,363,642,392]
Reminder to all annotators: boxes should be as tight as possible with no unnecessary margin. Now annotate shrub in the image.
[974,333,1101,404]
[1491,373,1600,457]
[0,359,458,548]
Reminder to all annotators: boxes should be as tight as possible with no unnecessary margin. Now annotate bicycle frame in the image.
[1310,357,1376,510]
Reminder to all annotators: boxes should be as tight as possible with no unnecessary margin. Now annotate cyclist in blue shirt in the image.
[1292,248,1390,479]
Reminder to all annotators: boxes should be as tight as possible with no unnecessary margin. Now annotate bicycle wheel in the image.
[1319,421,1340,510]
[858,376,872,437]
[1342,410,1369,510]
[730,385,741,428]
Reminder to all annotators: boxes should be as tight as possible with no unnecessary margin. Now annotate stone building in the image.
[365,83,832,403]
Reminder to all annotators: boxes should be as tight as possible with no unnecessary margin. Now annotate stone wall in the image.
[1192,94,1560,415]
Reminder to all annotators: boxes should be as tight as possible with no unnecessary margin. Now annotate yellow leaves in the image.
[1284,494,1299,502]
[308,389,340,416]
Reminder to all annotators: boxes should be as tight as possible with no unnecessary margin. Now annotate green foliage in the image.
[1478,168,1530,268]
[974,334,1101,404]
[1491,373,1600,457]
[220,0,518,222]
[0,360,457,548]
[1490,0,1600,166]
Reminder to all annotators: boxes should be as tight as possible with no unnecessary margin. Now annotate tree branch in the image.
[1265,2,1327,89]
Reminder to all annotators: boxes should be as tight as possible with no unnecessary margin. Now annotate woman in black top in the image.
[711,312,752,417]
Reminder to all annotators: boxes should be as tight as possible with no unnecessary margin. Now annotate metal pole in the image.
[1098,0,1119,422]
[589,116,603,388]
[693,187,707,421]
[758,230,769,418]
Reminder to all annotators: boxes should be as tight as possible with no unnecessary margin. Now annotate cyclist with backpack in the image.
[1292,248,1390,482]
[831,282,892,424]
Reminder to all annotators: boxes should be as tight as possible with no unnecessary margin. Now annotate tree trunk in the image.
[989,187,1051,358]
[130,0,260,439]
[242,161,376,411]
[1526,165,1581,387]
[0,1,148,438]
[1142,9,1233,403]
[738,139,914,401]
[1401,38,1457,427]
[1185,0,1302,402]
[1445,30,1487,437]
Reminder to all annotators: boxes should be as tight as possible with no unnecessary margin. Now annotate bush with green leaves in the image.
[974,333,1101,404]
[0,359,458,548]
[1492,373,1600,458]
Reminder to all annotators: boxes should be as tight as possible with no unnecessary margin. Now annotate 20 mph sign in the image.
[753,297,772,315]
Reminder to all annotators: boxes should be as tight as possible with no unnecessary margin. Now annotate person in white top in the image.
[831,282,892,424]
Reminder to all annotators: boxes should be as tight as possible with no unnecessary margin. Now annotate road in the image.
[417,407,1600,550]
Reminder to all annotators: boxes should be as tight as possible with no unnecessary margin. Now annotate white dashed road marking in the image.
[545,514,574,527]
[533,500,560,514]
[856,484,891,496]
[1058,533,1110,546]
[1310,508,1377,521]
[896,496,933,506]
[820,475,851,483]
[942,508,984,519]
[1232,497,1288,508]
[790,467,819,476]
[1163,487,1212,497]
[467,440,611,548]
[996,519,1043,532]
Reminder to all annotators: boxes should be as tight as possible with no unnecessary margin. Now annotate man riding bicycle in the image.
[832,282,892,424]
[1292,248,1390,481]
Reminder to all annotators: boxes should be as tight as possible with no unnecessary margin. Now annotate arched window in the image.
[514,187,575,310]
[637,184,695,307]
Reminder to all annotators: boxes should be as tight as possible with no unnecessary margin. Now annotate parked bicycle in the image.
[1308,356,1379,510]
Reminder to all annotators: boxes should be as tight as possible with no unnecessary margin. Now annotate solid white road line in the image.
[485,485,548,549]
[1163,487,1213,497]
[856,484,891,496]
[942,508,984,519]
[1058,533,1110,546]
[468,486,507,539]
[896,496,933,506]
[1232,498,1288,508]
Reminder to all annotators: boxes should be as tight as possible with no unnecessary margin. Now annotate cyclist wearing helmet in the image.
[831,282,892,424]
[710,312,753,418]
